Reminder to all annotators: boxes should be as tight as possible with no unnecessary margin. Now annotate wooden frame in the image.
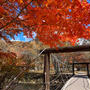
[72,62,90,77]
[40,45,90,90]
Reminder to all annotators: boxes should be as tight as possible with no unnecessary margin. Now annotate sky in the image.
[11,0,90,42]
[10,32,36,42]
[87,0,90,3]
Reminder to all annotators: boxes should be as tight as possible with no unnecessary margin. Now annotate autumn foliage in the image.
[0,0,90,48]
[0,50,16,65]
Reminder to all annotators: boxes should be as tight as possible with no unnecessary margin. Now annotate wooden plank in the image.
[73,62,90,64]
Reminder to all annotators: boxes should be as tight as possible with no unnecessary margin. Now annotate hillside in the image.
[0,40,48,58]
[0,40,90,64]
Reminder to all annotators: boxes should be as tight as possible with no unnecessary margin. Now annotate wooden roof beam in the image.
[40,45,90,54]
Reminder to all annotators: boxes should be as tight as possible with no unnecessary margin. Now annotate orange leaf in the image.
[19,0,23,3]
[0,6,5,13]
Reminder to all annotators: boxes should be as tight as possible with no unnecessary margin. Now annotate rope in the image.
[50,54,72,90]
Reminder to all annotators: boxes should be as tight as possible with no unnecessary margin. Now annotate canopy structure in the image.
[40,45,90,90]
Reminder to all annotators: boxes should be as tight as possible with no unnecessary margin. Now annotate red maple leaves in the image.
[0,0,90,48]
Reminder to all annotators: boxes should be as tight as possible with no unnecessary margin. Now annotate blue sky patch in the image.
[87,0,90,3]
[10,32,35,42]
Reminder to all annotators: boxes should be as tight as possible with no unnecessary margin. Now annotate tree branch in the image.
[0,0,33,30]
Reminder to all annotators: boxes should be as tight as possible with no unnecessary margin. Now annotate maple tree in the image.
[0,50,16,65]
[0,0,90,48]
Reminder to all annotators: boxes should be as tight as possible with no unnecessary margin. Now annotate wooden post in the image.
[72,63,75,75]
[86,64,89,77]
[44,53,50,90]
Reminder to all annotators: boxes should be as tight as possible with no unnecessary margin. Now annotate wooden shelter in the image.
[40,45,90,90]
